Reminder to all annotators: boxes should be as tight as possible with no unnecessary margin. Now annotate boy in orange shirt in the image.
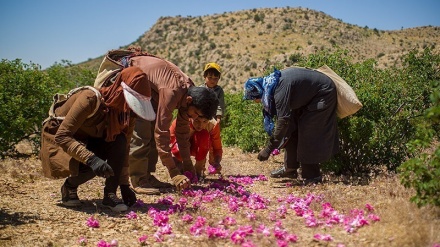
[170,117,223,180]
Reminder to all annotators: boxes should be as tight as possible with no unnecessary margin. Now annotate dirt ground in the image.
[1,146,439,247]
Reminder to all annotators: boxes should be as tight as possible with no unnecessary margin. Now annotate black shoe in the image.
[302,176,323,186]
[61,181,81,207]
[102,193,128,212]
[196,173,206,183]
[270,167,298,178]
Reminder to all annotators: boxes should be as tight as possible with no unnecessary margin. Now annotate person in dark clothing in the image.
[243,67,340,185]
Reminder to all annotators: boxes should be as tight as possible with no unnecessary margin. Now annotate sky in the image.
[1,0,439,69]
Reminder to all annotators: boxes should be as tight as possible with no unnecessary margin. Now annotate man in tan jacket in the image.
[127,55,218,194]
[49,67,152,211]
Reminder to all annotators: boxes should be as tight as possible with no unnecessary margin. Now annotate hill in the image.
[81,7,440,92]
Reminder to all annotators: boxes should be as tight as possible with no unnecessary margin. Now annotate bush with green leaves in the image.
[0,60,55,156]
[45,60,96,90]
[398,65,440,207]
[0,59,95,157]
[221,93,267,152]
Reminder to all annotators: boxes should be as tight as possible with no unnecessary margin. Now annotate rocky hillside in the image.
[81,7,440,92]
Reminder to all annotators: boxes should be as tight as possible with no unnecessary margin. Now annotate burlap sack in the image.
[316,65,363,118]
[40,118,79,179]
[94,49,134,88]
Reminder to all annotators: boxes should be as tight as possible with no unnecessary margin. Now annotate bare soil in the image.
[1,146,439,247]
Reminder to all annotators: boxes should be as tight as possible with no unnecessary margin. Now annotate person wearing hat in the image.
[243,67,340,185]
[54,66,154,212]
[202,62,225,124]
[128,55,219,194]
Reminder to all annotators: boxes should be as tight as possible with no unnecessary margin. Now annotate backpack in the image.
[94,46,156,88]
[94,49,134,88]
[39,86,101,179]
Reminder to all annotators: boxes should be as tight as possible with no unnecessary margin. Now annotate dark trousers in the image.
[65,133,126,195]
[283,114,321,179]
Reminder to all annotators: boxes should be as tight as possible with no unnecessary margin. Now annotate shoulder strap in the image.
[66,86,101,118]
[43,86,101,125]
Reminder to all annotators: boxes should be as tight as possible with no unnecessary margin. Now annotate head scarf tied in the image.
[243,77,264,100]
[243,68,281,135]
[99,66,150,142]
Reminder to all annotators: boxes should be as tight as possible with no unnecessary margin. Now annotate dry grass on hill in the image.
[1,145,439,247]
[81,7,440,93]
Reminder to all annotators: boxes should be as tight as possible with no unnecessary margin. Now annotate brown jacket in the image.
[54,89,134,183]
[130,56,195,169]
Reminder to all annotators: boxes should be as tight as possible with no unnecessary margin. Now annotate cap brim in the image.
[204,68,221,73]
[121,82,156,121]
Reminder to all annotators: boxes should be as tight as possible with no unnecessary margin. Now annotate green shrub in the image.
[45,60,96,90]
[0,59,95,157]
[222,93,267,152]
[288,53,303,64]
[0,59,56,157]
[398,52,440,207]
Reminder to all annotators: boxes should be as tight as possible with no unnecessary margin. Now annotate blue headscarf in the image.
[243,68,281,135]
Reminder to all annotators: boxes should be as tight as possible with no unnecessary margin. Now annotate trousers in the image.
[128,117,158,188]
[283,125,321,179]
[66,133,126,194]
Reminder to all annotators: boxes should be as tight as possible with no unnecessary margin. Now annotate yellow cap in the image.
[203,62,221,74]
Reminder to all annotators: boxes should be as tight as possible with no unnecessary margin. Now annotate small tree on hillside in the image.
[0,59,95,157]
[0,60,55,157]
[398,49,440,207]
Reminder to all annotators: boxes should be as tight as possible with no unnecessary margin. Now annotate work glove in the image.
[86,155,114,178]
[169,167,191,191]
[257,147,272,161]
[120,185,137,207]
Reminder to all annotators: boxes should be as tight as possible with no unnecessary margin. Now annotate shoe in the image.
[270,167,298,178]
[195,171,206,183]
[302,176,323,186]
[147,175,173,188]
[61,181,82,207]
[102,193,128,212]
[208,163,222,175]
[132,180,161,195]
[194,161,206,179]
